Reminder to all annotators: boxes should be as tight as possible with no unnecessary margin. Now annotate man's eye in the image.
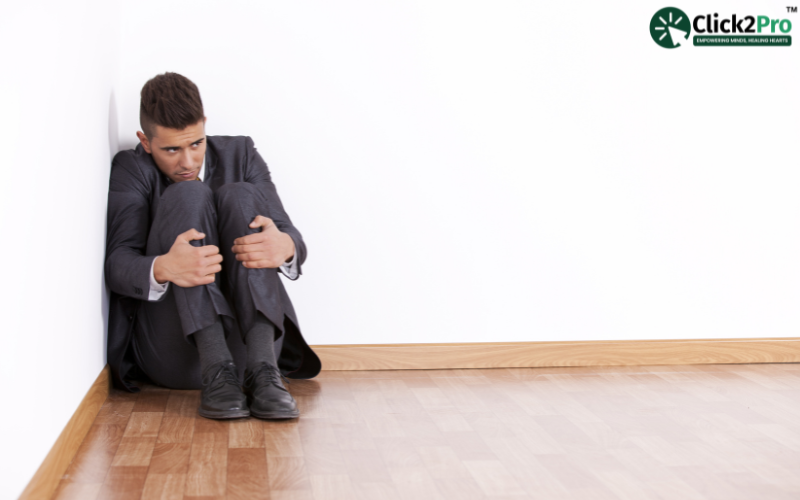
[167,148,178,153]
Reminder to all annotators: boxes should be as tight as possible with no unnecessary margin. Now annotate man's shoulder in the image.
[111,143,149,171]
[207,135,254,154]
[109,144,158,189]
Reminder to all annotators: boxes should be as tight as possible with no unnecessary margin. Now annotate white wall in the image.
[118,0,799,345]
[0,1,119,498]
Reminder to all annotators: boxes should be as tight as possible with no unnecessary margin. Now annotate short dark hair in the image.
[139,72,204,139]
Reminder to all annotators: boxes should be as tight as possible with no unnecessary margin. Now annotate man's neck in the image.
[197,155,206,181]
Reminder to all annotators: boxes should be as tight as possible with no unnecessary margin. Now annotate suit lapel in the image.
[203,140,219,188]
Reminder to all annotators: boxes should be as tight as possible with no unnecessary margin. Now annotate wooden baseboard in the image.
[312,338,800,371]
[19,365,110,500]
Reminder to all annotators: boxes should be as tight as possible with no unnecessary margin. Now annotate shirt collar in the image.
[197,155,206,182]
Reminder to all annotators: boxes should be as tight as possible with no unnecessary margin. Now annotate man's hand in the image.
[232,215,295,269]
[153,229,223,287]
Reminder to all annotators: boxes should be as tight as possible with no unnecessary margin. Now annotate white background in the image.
[1,0,797,497]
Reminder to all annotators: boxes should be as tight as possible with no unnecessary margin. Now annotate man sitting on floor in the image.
[105,72,320,420]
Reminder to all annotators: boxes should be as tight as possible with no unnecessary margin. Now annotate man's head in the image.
[136,72,207,183]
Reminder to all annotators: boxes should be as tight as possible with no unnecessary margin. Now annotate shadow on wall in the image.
[101,91,119,362]
[118,96,139,152]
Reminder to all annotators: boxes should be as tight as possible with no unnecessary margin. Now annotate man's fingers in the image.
[231,243,266,254]
[232,232,267,246]
[207,253,223,265]
[197,275,216,286]
[242,259,273,269]
[235,251,269,262]
[206,264,222,275]
[200,245,220,257]
[178,228,205,243]
[249,215,274,229]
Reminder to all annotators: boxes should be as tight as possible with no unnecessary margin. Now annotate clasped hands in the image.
[153,216,295,287]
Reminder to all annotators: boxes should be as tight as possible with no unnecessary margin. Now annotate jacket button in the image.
[128,315,133,321]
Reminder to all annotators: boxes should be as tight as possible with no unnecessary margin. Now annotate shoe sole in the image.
[250,409,300,420]
[198,408,251,420]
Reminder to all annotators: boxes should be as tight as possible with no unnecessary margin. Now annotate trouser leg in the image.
[147,181,235,336]
[215,182,286,349]
[133,181,246,389]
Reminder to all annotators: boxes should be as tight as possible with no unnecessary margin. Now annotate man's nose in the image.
[180,149,194,168]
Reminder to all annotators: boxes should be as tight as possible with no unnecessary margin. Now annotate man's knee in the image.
[214,182,258,210]
[161,180,214,212]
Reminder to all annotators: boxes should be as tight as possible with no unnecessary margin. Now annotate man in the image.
[105,72,320,420]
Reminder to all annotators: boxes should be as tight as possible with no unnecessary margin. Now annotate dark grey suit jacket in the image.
[105,135,320,392]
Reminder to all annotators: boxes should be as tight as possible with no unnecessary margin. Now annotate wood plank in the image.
[96,466,149,500]
[122,412,163,438]
[60,424,125,484]
[19,365,110,500]
[310,474,358,500]
[462,459,527,496]
[140,473,185,500]
[313,338,800,371]
[51,482,102,500]
[157,417,195,444]
[228,418,265,449]
[132,386,170,412]
[264,421,304,457]
[149,443,192,475]
[111,437,158,467]
[94,394,136,425]
[163,390,200,418]
[267,456,311,491]
[185,431,228,497]
[226,448,269,500]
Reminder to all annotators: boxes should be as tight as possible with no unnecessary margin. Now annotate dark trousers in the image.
[132,181,286,390]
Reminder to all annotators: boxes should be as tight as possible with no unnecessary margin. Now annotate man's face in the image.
[136,118,207,183]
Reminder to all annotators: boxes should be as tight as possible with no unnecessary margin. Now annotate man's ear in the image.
[136,131,152,154]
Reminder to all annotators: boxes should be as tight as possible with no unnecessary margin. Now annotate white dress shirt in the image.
[148,156,299,301]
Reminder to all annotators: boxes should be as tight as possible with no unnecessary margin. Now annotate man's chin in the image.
[174,171,199,182]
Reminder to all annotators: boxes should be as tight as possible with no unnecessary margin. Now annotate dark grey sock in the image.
[192,319,233,375]
[246,313,278,371]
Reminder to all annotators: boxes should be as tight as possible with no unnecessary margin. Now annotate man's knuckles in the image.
[243,258,278,269]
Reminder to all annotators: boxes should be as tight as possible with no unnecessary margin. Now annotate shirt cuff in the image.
[149,256,169,301]
[279,253,299,280]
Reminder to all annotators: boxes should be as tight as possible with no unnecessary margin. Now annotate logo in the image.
[650,7,793,48]
[650,7,691,48]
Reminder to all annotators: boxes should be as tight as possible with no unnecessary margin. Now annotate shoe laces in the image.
[249,363,290,390]
[204,362,241,395]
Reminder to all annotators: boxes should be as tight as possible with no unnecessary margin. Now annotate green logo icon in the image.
[650,7,692,48]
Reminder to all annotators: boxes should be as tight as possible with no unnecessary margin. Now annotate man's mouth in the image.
[177,170,197,179]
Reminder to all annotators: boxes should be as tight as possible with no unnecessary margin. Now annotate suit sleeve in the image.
[105,153,156,299]
[242,136,307,279]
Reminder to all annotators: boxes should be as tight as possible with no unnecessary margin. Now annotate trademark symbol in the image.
[788,6,798,13]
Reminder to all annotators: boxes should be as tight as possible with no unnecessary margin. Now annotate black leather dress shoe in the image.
[198,361,250,420]
[244,363,300,419]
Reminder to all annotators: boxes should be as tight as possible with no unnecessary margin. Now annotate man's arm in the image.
[105,153,157,300]
[241,136,307,280]
[106,151,224,299]
[149,256,169,300]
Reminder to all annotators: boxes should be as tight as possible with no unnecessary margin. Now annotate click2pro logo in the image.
[650,7,692,48]
[650,6,794,48]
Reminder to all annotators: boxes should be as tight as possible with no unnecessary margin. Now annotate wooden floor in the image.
[52,363,800,500]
